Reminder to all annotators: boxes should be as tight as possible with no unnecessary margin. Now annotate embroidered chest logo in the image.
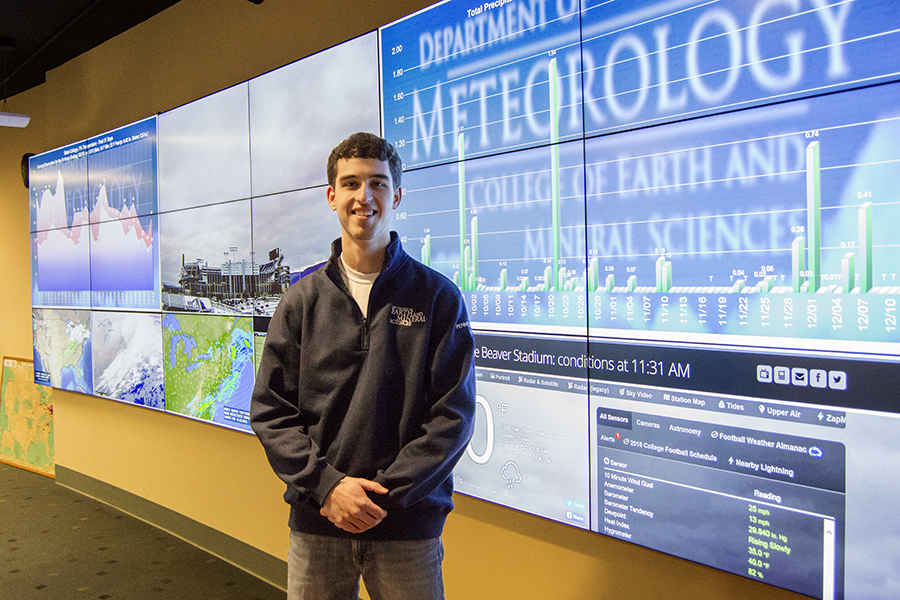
[390,305,426,326]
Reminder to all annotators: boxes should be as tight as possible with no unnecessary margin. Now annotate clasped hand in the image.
[320,477,388,534]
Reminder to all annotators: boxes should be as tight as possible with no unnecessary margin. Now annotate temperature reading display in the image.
[594,408,843,598]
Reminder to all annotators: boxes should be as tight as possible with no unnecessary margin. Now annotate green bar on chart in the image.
[858,202,872,292]
[458,132,467,291]
[549,58,562,291]
[792,236,806,293]
[471,216,479,289]
[842,252,855,293]
[421,235,431,267]
[806,142,821,292]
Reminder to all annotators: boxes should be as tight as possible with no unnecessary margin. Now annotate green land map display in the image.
[162,314,254,431]
[0,358,55,476]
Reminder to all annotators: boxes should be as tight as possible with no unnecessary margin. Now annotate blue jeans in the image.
[287,530,445,600]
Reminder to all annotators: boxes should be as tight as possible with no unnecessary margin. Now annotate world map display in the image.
[162,314,254,432]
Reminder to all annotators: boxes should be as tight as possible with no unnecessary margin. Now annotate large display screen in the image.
[28,2,900,598]
[380,2,900,599]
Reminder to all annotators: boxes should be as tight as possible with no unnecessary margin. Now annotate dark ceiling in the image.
[0,0,183,101]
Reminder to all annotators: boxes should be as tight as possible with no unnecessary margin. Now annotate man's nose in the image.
[354,182,372,201]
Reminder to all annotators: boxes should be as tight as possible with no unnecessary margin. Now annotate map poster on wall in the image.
[0,357,55,477]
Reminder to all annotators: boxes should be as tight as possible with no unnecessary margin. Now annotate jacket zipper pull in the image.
[361,317,369,350]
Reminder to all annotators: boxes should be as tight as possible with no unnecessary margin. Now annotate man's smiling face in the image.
[326,157,402,248]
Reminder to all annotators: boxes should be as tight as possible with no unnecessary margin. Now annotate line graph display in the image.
[29,140,89,233]
[30,224,92,309]
[29,118,160,310]
[395,138,588,332]
[87,117,158,221]
[86,117,160,310]
[578,0,900,136]
[380,0,584,170]
[585,82,900,347]
[29,142,91,308]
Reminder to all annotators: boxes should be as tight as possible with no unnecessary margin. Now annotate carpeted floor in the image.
[0,463,285,600]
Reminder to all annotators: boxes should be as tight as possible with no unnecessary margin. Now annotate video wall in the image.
[30,1,900,598]
[30,33,380,428]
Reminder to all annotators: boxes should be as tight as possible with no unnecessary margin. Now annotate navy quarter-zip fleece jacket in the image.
[250,233,476,540]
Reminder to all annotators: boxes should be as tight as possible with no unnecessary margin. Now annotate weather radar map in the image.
[162,314,254,431]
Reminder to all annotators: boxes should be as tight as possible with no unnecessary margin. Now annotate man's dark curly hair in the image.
[326,132,403,189]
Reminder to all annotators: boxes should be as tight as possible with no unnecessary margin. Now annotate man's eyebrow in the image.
[338,172,390,183]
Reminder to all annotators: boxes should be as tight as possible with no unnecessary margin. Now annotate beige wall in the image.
[0,1,805,598]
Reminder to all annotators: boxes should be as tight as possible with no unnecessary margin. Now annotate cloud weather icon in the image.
[501,461,523,489]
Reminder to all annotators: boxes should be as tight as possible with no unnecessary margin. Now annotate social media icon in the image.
[792,368,808,387]
[757,365,773,383]
[810,369,828,389]
[829,371,847,390]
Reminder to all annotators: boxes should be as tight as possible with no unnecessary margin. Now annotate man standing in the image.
[250,132,476,600]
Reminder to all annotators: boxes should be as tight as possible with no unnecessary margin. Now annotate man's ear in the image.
[326,186,337,211]
[392,186,402,209]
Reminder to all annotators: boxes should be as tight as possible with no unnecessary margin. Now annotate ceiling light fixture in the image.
[0,111,30,127]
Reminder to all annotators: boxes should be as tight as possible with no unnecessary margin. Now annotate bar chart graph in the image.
[584,82,900,346]
[395,80,900,346]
